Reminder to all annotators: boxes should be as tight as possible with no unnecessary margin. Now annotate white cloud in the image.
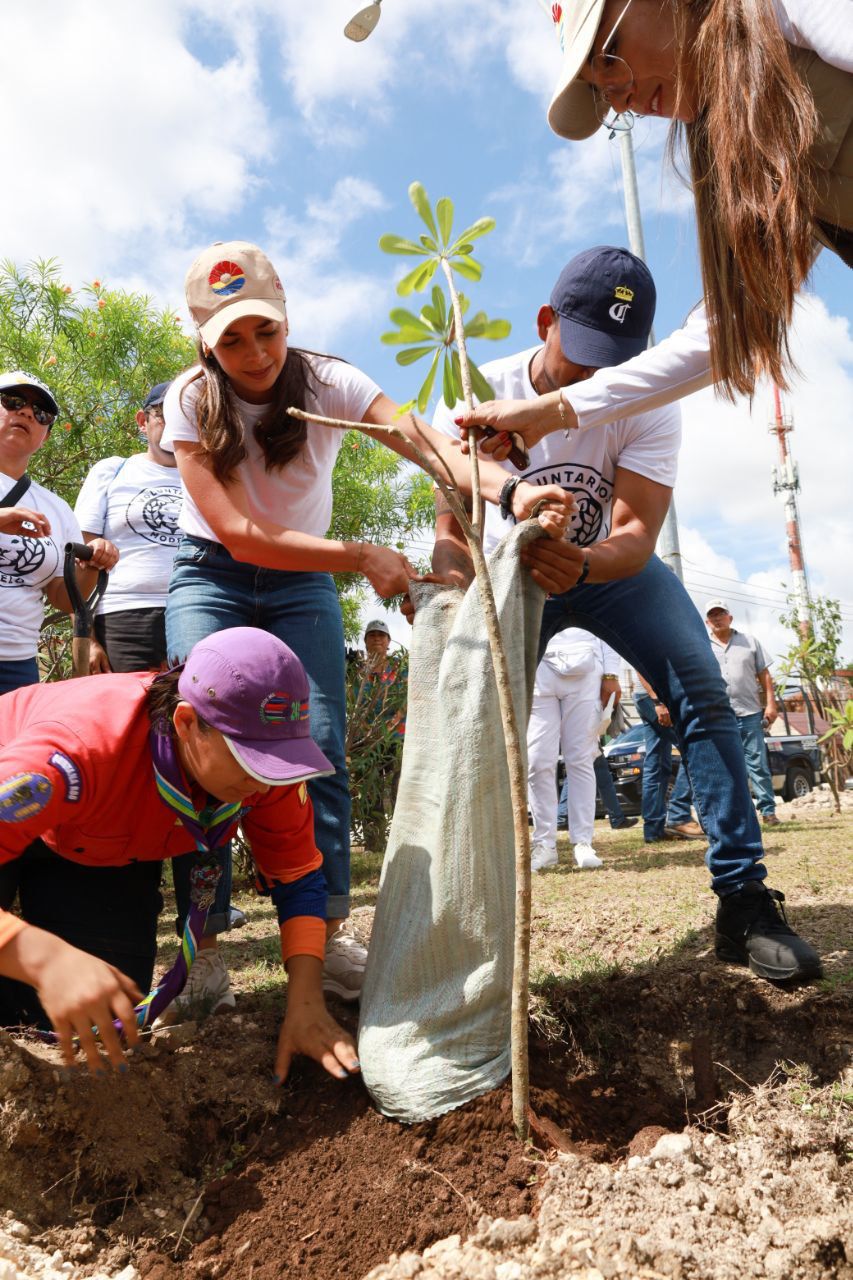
[262,178,390,352]
[674,295,853,658]
[2,1,270,286]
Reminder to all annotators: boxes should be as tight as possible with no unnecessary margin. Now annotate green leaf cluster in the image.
[379,183,510,413]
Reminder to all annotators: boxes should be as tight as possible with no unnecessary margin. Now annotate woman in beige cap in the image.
[458,0,851,448]
[159,240,571,1018]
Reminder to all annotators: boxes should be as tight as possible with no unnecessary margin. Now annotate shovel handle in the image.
[63,541,109,642]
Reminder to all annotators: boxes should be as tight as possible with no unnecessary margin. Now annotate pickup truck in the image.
[600,720,825,817]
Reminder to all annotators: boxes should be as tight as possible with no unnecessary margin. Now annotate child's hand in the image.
[273,997,360,1085]
[273,954,360,1085]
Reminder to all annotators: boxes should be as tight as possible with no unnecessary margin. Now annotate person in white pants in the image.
[527,627,621,872]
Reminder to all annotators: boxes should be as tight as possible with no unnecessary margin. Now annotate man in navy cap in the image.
[430,246,821,985]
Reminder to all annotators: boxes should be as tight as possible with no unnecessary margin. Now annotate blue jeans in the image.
[738,712,776,816]
[0,658,38,695]
[166,536,350,923]
[635,692,695,838]
[540,555,765,896]
[557,755,629,827]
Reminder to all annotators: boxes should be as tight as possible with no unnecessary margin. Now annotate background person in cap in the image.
[705,600,781,828]
[0,626,359,1084]
[0,371,118,694]
[457,0,851,453]
[428,246,821,984]
[160,240,570,1011]
[75,381,182,675]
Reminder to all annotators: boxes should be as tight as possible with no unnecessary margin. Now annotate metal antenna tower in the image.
[770,385,811,637]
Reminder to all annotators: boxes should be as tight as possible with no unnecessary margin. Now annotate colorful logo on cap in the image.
[208,261,246,298]
[260,692,310,725]
[614,285,634,302]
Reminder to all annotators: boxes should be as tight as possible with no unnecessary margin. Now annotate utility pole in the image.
[770,385,811,638]
[617,129,684,582]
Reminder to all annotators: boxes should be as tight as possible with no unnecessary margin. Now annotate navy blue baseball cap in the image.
[143,382,171,410]
[550,247,656,367]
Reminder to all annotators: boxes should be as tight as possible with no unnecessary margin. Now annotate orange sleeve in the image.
[243,782,323,886]
[280,917,326,964]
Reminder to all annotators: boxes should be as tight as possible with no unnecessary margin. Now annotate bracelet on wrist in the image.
[575,553,591,587]
[499,475,522,522]
[602,673,619,680]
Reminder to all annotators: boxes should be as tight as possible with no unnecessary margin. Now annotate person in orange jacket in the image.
[0,626,359,1084]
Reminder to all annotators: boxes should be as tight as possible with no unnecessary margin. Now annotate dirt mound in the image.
[1,954,850,1280]
[366,1074,853,1279]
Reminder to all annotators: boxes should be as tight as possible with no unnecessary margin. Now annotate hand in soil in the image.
[274,999,360,1085]
[28,930,141,1072]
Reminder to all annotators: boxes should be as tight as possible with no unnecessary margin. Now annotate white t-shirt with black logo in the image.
[161,357,382,541]
[0,474,82,661]
[432,346,682,557]
[74,454,183,614]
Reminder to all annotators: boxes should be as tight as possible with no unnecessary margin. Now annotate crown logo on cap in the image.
[614,285,634,302]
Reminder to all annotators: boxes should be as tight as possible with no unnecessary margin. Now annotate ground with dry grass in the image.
[0,799,850,1280]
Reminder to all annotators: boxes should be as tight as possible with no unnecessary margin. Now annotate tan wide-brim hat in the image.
[547,0,607,141]
[185,240,287,348]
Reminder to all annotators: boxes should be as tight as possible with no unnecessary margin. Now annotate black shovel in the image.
[62,541,109,678]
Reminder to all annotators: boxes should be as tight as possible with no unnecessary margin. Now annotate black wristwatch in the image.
[499,475,522,522]
[575,553,591,586]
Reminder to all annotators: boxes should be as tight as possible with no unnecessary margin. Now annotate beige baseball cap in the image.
[185,241,287,347]
[704,598,731,617]
[547,0,607,141]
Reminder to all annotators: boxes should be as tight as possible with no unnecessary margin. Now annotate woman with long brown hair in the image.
[458,0,851,447]
[160,240,571,1019]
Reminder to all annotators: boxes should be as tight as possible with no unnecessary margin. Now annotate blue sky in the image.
[7,0,852,660]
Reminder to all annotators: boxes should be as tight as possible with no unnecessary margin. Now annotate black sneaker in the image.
[611,816,639,830]
[715,881,823,982]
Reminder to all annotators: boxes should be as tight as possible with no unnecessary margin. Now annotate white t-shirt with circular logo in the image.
[161,356,382,542]
[74,453,183,614]
[0,473,82,661]
[432,346,682,557]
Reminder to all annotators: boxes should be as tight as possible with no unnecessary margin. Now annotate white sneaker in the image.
[322,929,368,1002]
[155,950,235,1026]
[531,842,558,872]
[573,843,603,870]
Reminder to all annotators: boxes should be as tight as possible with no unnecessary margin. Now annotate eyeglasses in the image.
[0,392,56,428]
[590,0,635,126]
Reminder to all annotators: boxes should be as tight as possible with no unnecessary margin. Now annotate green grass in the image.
[154,808,853,998]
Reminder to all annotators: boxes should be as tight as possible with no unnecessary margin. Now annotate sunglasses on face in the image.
[0,392,56,428]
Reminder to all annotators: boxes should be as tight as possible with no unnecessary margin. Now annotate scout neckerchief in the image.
[131,729,242,1029]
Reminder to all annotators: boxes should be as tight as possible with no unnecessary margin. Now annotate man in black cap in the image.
[430,246,821,985]
[75,382,182,675]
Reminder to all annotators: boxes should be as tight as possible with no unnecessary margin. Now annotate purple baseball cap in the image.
[178,628,334,786]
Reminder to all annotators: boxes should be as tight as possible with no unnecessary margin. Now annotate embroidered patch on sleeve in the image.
[0,773,53,823]
[48,751,82,803]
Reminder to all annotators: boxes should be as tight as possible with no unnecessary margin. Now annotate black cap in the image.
[143,381,171,410]
[550,247,656,368]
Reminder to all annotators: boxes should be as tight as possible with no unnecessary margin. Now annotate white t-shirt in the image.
[161,356,382,542]
[0,473,82,661]
[74,453,183,614]
[433,347,681,557]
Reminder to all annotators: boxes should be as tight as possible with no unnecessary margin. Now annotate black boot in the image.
[715,881,823,982]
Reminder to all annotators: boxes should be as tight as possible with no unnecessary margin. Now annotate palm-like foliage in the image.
[379,183,510,413]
